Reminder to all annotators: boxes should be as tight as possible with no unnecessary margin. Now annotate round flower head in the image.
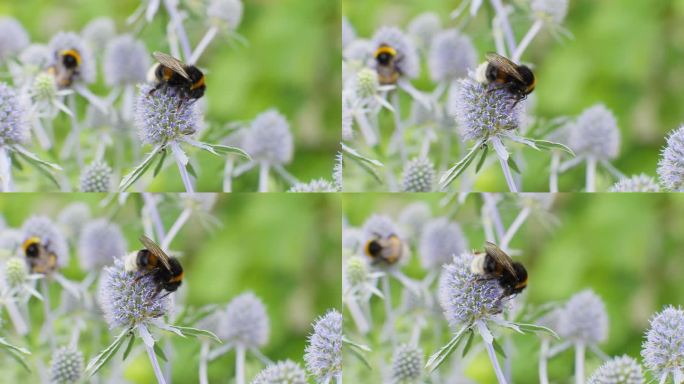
[658,125,684,191]
[344,256,368,287]
[609,174,660,192]
[207,0,244,31]
[0,229,22,256]
[289,179,337,192]
[80,161,113,192]
[242,109,294,165]
[78,219,127,270]
[343,39,373,65]
[531,0,569,25]
[219,292,270,348]
[391,344,423,384]
[557,289,608,344]
[81,17,116,50]
[401,157,435,192]
[449,78,524,140]
[439,253,505,327]
[304,309,342,383]
[362,214,400,242]
[251,360,307,384]
[48,32,96,84]
[4,257,28,288]
[135,83,200,145]
[428,29,477,83]
[98,259,171,328]
[587,355,643,384]
[22,215,69,267]
[342,227,364,254]
[536,307,564,337]
[0,17,29,61]
[104,35,150,86]
[353,68,381,101]
[568,104,620,160]
[371,27,420,80]
[49,346,84,384]
[0,82,29,146]
[57,203,91,239]
[419,218,468,270]
[398,202,432,242]
[407,12,442,50]
[641,306,684,382]
[342,17,356,48]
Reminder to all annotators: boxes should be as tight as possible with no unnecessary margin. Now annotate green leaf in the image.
[86,328,130,376]
[9,151,22,171]
[529,139,575,156]
[461,329,475,357]
[186,162,198,179]
[184,139,250,159]
[340,143,384,168]
[426,326,470,372]
[169,325,221,344]
[153,149,167,177]
[0,337,31,372]
[475,144,489,173]
[507,156,521,174]
[11,145,62,188]
[346,345,372,370]
[516,323,560,339]
[491,338,507,358]
[153,343,168,362]
[119,146,162,191]
[439,139,485,189]
[122,333,136,361]
[349,155,383,184]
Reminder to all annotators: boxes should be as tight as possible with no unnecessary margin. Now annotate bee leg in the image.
[510,94,526,109]
[134,269,157,283]
[157,290,174,300]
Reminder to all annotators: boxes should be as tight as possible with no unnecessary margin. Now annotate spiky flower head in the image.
[531,0,569,25]
[78,219,127,270]
[587,355,644,384]
[304,309,342,383]
[289,179,337,192]
[407,12,442,50]
[362,214,400,241]
[609,174,660,192]
[342,227,364,254]
[401,157,435,192]
[48,32,96,84]
[4,257,28,287]
[428,29,477,82]
[0,82,29,146]
[80,161,113,192]
[104,35,150,86]
[32,72,59,103]
[81,17,116,49]
[22,215,69,267]
[0,229,22,256]
[135,84,200,145]
[251,360,307,384]
[439,253,505,327]
[344,256,368,287]
[371,27,419,79]
[658,125,684,191]
[49,346,84,384]
[0,17,29,61]
[398,202,432,242]
[391,344,423,384]
[243,109,293,165]
[20,44,51,69]
[219,292,270,348]
[343,39,373,65]
[354,67,380,100]
[342,17,356,48]
[419,218,468,270]
[207,0,244,31]
[57,203,91,239]
[568,104,620,160]
[641,306,684,382]
[558,289,608,344]
[449,78,524,140]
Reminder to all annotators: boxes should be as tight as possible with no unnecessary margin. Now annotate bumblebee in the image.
[363,233,408,266]
[150,51,206,101]
[22,237,58,275]
[475,52,535,104]
[48,49,82,88]
[471,242,528,298]
[125,235,184,297]
[373,44,402,85]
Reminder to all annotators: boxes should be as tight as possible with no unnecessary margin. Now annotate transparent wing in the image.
[485,52,524,83]
[152,51,190,80]
[139,235,172,270]
[484,241,517,277]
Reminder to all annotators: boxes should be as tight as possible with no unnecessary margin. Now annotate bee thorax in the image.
[470,254,486,275]
[474,62,489,84]
[123,252,139,272]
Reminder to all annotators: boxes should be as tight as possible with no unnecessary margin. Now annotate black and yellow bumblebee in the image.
[470,242,528,299]
[48,49,82,88]
[22,237,58,275]
[124,235,184,298]
[150,52,206,101]
[363,233,408,266]
[373,44,402,85]
[476,52,535,105]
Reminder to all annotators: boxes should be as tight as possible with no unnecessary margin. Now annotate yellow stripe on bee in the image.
[190,76,205,90]
[374,45,397,58]
[60,49,82,66]
[22,237,41,252]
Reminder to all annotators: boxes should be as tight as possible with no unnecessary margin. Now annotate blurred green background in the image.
[343,0,684,191]
[0,193,341,383]
[343,193,684,383]
[1,0,340,191]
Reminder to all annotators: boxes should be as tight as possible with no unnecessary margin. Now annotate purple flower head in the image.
[135,84,200,145]
[219,291,270,348]
[104,35,150,86]
[428,29,477,82]
[0,82,29,146]
[304,309,342,383]
[641,306,684,382]
[419,218,468,270]
[558,289,609,344]
[658,125,684,191]
[242,109,294,165]
[568,104,620,160]
[251,360,307,384]
[50,346,84,384]
[587,355,643,384]
[78,219,127,270]
[0,17,29,61]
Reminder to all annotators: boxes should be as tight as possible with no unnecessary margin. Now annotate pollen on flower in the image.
[135,84,200,145]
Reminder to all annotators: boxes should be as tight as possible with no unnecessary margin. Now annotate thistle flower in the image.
[362,214,400,241]
[251,360,307,384]
[587,355,643,384]
[641,306,684,382]
[48,32,96,84]
[219,292,270,348]
[242,110,294,166]
[57,203,91,239]
[49,346,84,384]
[0,229,22,255]
[657,125,684,191]
[304,309,342,383]
[438,253,505,327]
[22,215,69,266]
[428,29,477,82]
[344,256,368,287]
[104,35,150,86]
[81,17,116,50]
[354,68,381,101]
[207,0,244,31]
[398,202,432,242]
[391,344,423,384]
[609,174,660,192]
[289,179,338,192]
[135,84,200,145]
[401,157,435,192]
[531,0,569,25]
[557,290,608,345]
[371,27,419,80]
[419,218,468,270]
[342,227,364,254]
[0,82,29,146]
[568,104,620,161]
[77,219,127,270]
[0,17,30,61]
[407,12,442,50]
[98,260,171,328]
[4,257,28,288]
[80,161,113,192]
[342,17,356,48]
[343,39,373,65]
[19,43,51,69]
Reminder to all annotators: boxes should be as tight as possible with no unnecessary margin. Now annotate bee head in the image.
[374,45,396,66]
[22,237,41,258]
[60,49,82,69]
[512,262,528,283]
[517,65,535,93]
[365,239,382,257]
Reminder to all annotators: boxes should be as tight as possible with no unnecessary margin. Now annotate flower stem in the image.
[575,342,585,384]
[498,155,518,192]
[199,340,209,384]
[163,0,192,60]
[258,162,270,192]
[162,207,191,249]
[4,297,28,335]
[381,274,396,345]
[235,344,246,384]
[353,109,378,146]
[586,156,597,192]
[0,147,13,192]
[145,341,167,384]
[490,0,517,55]
[345,296,370,335]
[500,207,530,250]
[539,339,550,384]
[171,142,194,192]
[189,26,218,64]
[513,20,543,62]
[390,92,407,162]
[549,151,560,192]
[40,279,56,349]
[485,340,509,384]
[143,193,167,241]
[223,156,234,192]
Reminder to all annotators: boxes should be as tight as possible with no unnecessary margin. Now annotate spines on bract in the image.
[568,104,620,161]
[609,174,660,192]
[288,179,337,192]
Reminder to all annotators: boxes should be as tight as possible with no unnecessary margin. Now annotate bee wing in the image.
[485,52,524,83]
[153,51,190,80]
[484,241,517,277]
[139,235,172,271]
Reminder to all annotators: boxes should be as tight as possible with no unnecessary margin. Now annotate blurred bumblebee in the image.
[149,51,206,101]
[373,44,402,85]
[363,233,408,266]
[125,235,184,298]
[48,49,82,88]
[471,242,528,299]
[22,237,58,275]
[475,52,535,105]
